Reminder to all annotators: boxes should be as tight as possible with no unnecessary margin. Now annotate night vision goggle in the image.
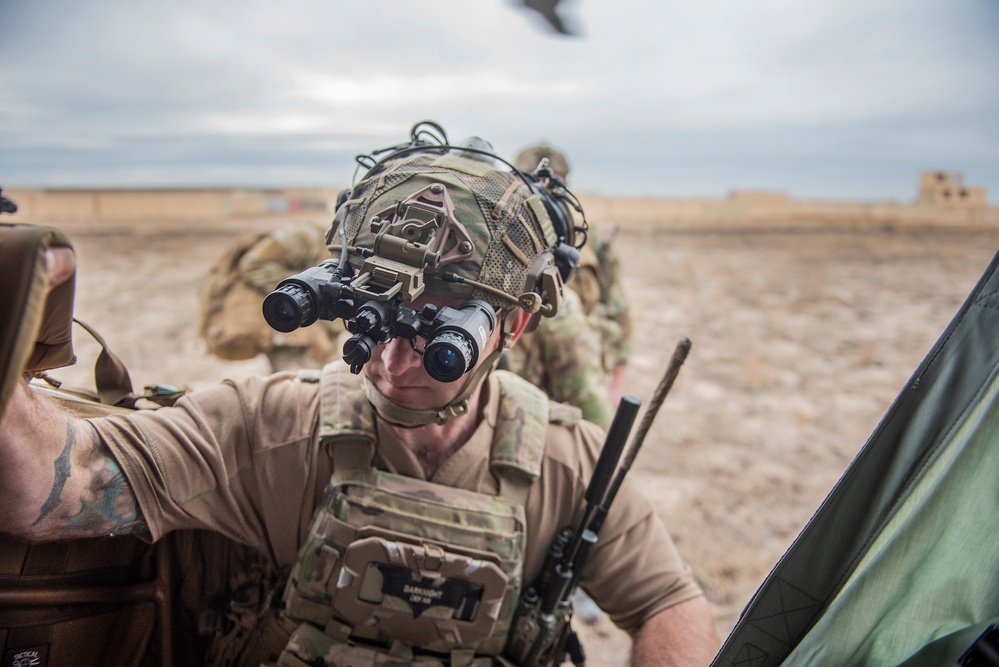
[265,268,496,383]
[262,183,498,383]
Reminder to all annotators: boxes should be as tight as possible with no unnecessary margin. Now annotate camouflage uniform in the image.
[498,288,612,429]
[573,224,632,375]
[199,221,345,372]
[509,147,633,625]
[88,144,705,664]
[237,223,329,294]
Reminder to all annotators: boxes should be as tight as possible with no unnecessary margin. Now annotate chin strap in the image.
[362,349,503,428]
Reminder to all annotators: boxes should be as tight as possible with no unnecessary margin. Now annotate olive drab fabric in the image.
[712,248,999,666]
[270,364,555,666]
[0,224,76,419]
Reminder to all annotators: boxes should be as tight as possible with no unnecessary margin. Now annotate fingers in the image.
[45,247,76,287]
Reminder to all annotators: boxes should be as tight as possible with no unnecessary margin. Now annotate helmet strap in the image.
[362,349,502,428]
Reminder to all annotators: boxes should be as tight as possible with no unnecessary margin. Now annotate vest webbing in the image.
[316,363,550,505]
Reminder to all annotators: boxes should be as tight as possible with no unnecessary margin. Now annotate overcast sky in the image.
[1,0,997,202]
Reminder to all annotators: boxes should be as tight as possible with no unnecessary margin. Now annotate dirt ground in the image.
[37,216,999,664]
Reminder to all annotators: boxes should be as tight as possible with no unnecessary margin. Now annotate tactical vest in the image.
[272,365,568,667]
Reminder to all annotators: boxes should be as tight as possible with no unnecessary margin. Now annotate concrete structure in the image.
[917,171,988,208]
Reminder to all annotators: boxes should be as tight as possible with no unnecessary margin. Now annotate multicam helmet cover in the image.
[337,150,568,319]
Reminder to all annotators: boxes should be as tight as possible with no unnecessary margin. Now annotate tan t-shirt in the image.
[90,370,702,632]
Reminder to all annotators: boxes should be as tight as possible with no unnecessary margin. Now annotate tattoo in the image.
[61,432,147,538]
[30,419,148,540]
[33,417,75,525]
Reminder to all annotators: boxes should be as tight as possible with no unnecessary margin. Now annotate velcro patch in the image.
[5,644,49,667]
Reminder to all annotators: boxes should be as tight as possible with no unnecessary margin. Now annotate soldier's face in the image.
[363,293,502,410]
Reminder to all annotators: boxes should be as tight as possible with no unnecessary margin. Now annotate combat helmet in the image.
[337,147,575,323]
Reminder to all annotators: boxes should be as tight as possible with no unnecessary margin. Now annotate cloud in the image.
[0,0,996,200]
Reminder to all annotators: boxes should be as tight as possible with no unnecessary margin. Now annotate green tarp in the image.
[712,249,999,667]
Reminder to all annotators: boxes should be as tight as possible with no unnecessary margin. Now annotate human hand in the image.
[608,364,628,407]
[45,247,76,288]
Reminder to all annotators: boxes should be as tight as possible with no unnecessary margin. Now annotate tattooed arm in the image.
[1,245,146,541]
[0,381,149,541]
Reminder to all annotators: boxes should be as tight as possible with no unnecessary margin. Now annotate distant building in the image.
[727,190,792,207]
[917,171,987,208]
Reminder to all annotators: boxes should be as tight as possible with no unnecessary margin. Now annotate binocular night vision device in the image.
[263,262,496,383]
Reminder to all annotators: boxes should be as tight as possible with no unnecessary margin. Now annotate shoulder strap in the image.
[490,370,558,505]
[317,362,377,471]
[73,317,134,407]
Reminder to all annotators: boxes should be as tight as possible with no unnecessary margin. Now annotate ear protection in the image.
[528,168,583,283]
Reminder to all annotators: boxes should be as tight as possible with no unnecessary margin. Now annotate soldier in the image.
[0,125,719,666]
[498,285,612,429]
[199,220,346,371]
[512,144,633,406]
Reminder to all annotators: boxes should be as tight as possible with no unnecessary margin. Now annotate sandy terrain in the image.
[35,216,999,664]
